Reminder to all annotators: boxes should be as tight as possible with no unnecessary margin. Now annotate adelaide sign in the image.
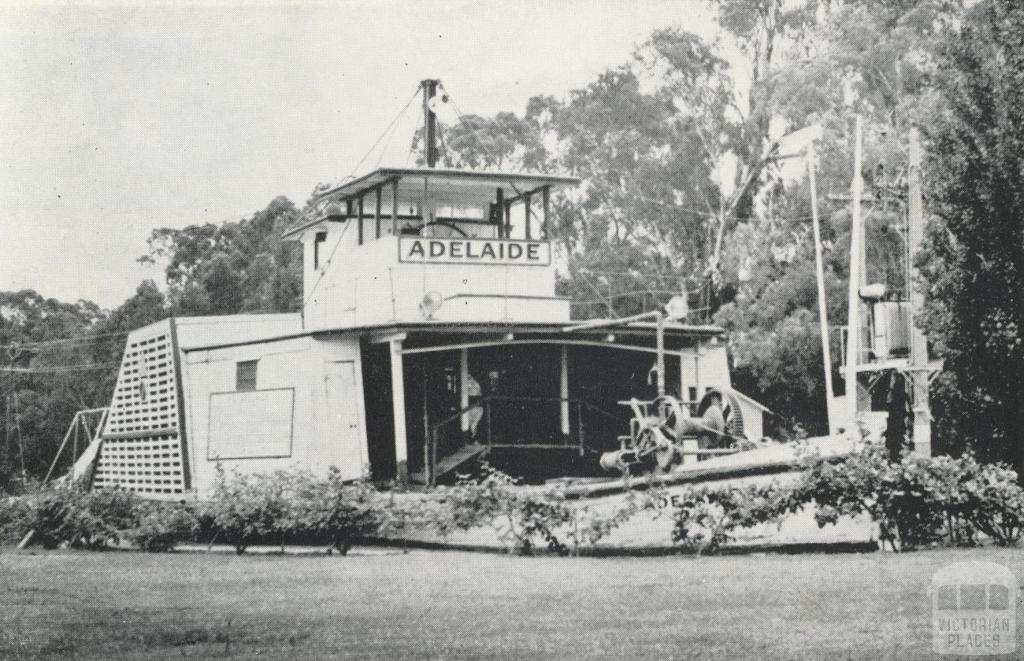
[398,237,550,266]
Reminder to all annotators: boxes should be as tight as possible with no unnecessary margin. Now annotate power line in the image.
[0,363,120,374]
[0,330,128,351]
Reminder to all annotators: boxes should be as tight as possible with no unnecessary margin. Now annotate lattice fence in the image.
[91,321,188,498]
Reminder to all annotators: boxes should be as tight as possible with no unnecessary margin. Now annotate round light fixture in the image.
[419,290,443,319]
[665,295,689,321]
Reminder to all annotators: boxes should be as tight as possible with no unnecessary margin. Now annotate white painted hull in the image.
[389,435,877,552]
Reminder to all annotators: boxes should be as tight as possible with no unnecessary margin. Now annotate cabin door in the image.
[323,360,364,478]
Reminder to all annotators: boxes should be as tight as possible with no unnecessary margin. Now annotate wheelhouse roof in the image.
[315,167,580,202]
[282,167,580,240]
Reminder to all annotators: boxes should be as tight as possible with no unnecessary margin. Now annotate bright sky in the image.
[0,0,717,309]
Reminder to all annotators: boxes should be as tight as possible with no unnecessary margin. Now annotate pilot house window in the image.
[236,360,258,391]
[314,231,328,269]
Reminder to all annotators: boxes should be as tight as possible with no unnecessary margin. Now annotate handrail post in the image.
[486,400,493,448]
[430,428,438,487]
[576,401,585,455]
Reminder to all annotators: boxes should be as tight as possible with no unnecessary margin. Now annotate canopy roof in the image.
[314,167,580,203]
[283,167,580,240]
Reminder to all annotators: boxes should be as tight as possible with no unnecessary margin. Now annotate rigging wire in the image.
[337,86,421,188]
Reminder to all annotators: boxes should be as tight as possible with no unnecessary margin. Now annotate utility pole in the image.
[906,127,933,456]
[420,79,440,168]
[843,116,865,432]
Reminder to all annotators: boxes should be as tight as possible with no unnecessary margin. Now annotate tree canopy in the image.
[917,0,1024,473]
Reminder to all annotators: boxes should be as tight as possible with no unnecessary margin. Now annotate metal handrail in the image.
[425,395,622,486]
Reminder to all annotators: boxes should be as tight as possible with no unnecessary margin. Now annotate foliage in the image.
[140,196,303,316]
[434,467,573,555]
[917,0,1024,470]
[202,467,292,554]
[286,468,382,554]
[671,481,801,554]
[0,494,29,545]
[795,442,1024,550]
[126,503,198,553]
[955,461,1024,546]
[668,440,1024,554]
[424,466,656,556]
[13,485,139,550]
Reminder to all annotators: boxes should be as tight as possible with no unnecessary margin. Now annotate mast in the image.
[843,116,864,431]
[420,79,440,168]
[808,141,837,435]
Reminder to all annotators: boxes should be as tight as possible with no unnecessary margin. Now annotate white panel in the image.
[208,389,294,460]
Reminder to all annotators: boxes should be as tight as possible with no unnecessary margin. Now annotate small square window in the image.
[236,360,258,391]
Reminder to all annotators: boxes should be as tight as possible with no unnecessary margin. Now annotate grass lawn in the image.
[1,546,1022,660]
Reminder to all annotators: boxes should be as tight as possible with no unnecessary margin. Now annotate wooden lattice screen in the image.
[92,319,190,499]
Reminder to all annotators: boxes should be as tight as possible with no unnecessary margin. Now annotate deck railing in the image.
[424,396,621,486]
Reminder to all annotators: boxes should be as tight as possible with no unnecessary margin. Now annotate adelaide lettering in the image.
[400,238,549,266]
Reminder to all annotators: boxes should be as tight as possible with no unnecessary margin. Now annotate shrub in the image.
[561,494,648,556]
[671,482,800,554]
[126,504,198,553]
[947,458,1024,546]
[288,469,382,554]
[14,485,140,550]
[202,467,291,554]
[0,494,29,545]
[794,443,1024,550]
[437,467,574,555]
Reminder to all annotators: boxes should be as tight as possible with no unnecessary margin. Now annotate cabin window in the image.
[236,360,258,391]
[313,231,328,269]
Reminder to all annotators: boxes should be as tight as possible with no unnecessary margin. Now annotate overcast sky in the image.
[0,1,716,309]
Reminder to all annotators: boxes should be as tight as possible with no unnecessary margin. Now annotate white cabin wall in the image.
[679,339,731,404]
[181,334,367,495]
[700,343,732,392]
[175,314,301,349]
[303,235,564,330]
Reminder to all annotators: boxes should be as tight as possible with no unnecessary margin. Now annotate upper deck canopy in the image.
[283,167,580,241]
[315,167,580,203]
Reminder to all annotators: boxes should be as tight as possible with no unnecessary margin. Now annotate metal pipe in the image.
[562,310,660,333]
[808,142,837,434]
[656,311,665,397]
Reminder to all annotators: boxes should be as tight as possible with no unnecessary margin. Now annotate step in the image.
[410,443,488,484]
